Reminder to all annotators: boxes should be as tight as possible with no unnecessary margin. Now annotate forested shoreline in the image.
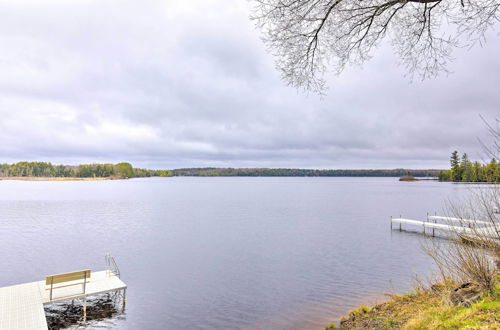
[173,168,441,177]
[0,162,442,178]
[0,162,173,178]
[437,151,500,183]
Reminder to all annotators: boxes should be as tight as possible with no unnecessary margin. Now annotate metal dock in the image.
[391,215,498,239]
[0,255,126,330]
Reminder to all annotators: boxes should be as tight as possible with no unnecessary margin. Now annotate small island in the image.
[399,175,418,181]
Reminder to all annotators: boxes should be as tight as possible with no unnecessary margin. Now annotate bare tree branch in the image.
[251,0,500,93]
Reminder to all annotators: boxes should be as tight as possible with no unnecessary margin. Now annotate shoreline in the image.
[327,276,500,329]
[0,176,122,181]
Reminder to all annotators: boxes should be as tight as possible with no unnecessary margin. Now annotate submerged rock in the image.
[45,294,119,329]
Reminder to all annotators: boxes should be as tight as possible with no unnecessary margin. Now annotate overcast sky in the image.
[0,0,498,169]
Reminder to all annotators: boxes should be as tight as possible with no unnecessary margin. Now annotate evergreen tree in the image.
[450,151,461,181]
[461,153,472,182]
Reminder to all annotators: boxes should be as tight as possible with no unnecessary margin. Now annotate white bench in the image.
[45,269,91,301]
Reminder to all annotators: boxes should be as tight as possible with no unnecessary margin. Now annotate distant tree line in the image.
[0,161,173,178]
[437,151,500,183]
[0,162,447,179]
[173,168,441,177]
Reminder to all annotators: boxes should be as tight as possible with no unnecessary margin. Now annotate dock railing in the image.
[105,253,121,278]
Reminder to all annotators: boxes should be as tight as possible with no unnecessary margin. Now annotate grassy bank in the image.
[327,276,499,329]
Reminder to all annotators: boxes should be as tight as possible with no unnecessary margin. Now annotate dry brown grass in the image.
[424,237,498,293]
[329,287,441,329]
[422,183,500,293]
[327,277,499,329]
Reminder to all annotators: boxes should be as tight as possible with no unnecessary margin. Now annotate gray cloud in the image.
[0,0,498,169]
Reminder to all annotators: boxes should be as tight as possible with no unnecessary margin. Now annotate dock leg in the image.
[122,288,127,312]
[83,296,87,322]
[50,278,53,301]
[425,213,428,235]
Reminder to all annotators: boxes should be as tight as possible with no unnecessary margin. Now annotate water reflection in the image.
[0,177,471,329]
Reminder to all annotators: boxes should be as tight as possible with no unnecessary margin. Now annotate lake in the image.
[0,177,471,329]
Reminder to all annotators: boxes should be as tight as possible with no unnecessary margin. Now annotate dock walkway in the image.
[0,270,126,330]
[391,215,498,239]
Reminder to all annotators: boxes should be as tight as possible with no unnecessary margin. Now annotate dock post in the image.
[399,215,402,231]
[424,212,434,234]
[50,277,53,301]
[122,288,127,312]
[83,296,87,322]
[424,213,428,235]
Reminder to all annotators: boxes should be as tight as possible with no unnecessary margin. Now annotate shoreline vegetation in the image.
[0,162,444,179]
[0,176,115,181]
[327,276,500,329]
[437,151,499,183]
[0,162,173,179]
[172,168,441,177]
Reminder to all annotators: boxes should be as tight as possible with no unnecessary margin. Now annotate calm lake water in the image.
[0,177,471,329]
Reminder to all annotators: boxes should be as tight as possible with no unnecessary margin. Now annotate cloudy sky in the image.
[0,0,498,169]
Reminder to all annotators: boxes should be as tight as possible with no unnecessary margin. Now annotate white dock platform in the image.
[0,282,47,330]
[391,217,474,235]
[427,216,492,226]
[0,271,126,330]
[391,216,498,240]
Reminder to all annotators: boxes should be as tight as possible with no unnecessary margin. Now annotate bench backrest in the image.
[45,270,91,286]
